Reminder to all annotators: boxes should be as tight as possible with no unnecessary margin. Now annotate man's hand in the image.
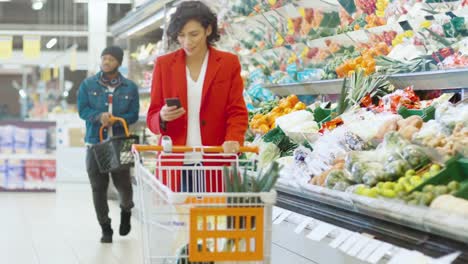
[222,141,240,154]
[100,112,113,126]
[160,105,186,122]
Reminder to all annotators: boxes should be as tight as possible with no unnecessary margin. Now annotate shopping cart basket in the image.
[132,143,276,264]
[92,116,139,173]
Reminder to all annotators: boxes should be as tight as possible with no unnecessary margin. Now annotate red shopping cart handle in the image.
[132,145,259,154]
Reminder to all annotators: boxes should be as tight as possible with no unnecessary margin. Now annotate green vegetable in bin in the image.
[362,170,385,186]
[401,145,430,169]
[448,181,460,192]
[384,159,410,181]
[325,170,353,189]
[333,181,352,191]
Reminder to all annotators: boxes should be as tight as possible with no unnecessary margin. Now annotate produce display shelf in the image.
[0,153,56,160]
[388,68,468,90]
[276,185,468,264]
[265,68,468,96]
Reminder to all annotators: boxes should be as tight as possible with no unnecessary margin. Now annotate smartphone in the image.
[165,97,181,109]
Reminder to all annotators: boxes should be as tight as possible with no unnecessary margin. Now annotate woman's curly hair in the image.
[166,1,220,45]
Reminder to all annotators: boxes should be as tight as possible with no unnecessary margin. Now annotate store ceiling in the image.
[0,0,130,25]
[0,0,131,51]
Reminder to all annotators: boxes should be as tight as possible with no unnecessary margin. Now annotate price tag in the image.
[347,235,371,257]
[306,222,335,241]
[294,218,312,234]
[339,233,361,252]
[357,240,382,261]
[367,243,393,264]
[329,229,353,249]
[272,207,285,220]
[273,210,292,225]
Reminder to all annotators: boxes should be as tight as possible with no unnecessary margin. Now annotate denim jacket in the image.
[77,72,140,144]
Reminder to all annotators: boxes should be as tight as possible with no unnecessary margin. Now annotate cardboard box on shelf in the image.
[30,128,48,154]
[0,159,7,188]
[0,125,14,154]
[68,127,85,147]
[24,159,42,189]
[41,160,56,190]
[13,127,30,154]
[6,159,24,189]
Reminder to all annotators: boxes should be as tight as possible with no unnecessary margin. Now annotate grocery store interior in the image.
[0,0,467,263]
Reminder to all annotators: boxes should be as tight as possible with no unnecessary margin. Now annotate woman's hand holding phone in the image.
[160,98,185,122]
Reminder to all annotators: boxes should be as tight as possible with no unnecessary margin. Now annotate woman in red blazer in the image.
[146,1,248,192]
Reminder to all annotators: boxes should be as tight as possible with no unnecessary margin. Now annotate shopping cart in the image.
[132,142,276,264]
[92,116,139,173]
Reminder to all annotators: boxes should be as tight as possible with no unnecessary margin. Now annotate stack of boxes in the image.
[0,125,55,190]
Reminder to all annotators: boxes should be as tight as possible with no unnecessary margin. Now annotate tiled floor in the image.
[0,183,321,264]
[0,184,142,264]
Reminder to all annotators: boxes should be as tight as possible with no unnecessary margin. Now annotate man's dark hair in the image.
[167,1,220,45]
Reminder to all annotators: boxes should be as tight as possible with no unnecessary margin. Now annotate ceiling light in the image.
[0,0,12,2]
[19,89,27,98]
[32,0,45,10]
[46,38,57,49]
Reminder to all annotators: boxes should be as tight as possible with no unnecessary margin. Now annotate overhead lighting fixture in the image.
[19,89,27,98]
[0,0,12,2]
[31,0,46,10]
[46,38,57,49]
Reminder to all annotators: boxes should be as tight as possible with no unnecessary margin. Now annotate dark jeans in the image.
[180,164,203,193]
[86,147,134,225]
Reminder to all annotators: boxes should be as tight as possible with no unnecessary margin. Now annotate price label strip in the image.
[339,233,361,253]
[306,222,336,241]
[329,229,353,249]
[357,240,382,261]
[367,243,393,264]
[294,218,312,234]
[273,210,292,225]
[347,235,371,257]
[272,207,285,220]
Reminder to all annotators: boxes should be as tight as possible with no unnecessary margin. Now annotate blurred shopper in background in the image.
[77,46,140,243]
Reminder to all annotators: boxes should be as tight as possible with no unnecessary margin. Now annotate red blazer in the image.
[146,47,248,193]
[147,46,248,146]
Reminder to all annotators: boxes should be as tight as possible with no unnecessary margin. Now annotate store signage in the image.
[0,36,13,59]
[23,35,41,59]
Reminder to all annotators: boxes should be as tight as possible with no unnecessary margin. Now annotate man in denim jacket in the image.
[77,46,139,243]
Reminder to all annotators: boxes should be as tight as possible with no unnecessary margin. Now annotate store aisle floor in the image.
[0,183,143,264]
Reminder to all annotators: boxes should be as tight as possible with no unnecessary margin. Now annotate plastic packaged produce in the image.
[430,195,468,217]
[435,102,468,130]
[275,110,318,134]
[258,141,281,168]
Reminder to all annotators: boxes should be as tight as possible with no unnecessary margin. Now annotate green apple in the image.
[405,169,416,177]
[381,189,397,198]
[394,183,404,192]
[430,164,441,172]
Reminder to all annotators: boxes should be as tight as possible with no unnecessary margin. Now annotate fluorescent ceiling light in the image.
[74,0,132,3]
[32,1,44,10]
[46,38,57,49]
[0,0,12,2]
[19,89,27,98]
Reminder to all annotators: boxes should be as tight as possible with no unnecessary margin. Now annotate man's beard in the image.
[101,66,119,75]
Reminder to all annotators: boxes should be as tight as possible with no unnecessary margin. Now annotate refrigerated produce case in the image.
[111,0,468,262]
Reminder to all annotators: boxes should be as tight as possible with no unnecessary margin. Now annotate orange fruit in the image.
[259,124,269,134]
[293,102,307,111]
[287,94,299,106]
